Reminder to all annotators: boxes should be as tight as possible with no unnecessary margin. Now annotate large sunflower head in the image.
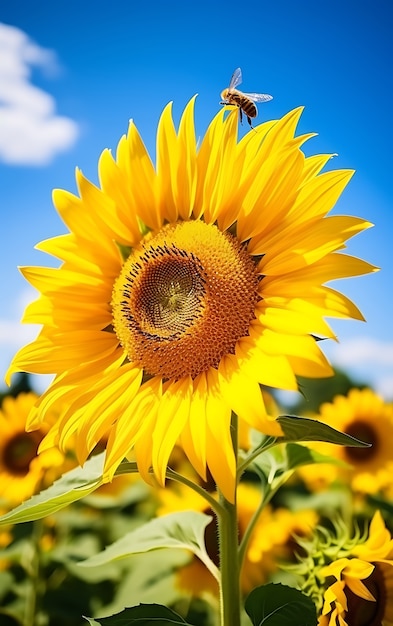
[0,393,67,505]
[6,99,376,501]
[298,389,393,494]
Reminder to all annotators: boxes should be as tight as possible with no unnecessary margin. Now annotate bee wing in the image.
[243,92,273,102]
[229,67,242,90]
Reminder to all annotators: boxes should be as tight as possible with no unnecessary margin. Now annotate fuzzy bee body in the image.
[220,68,272,127]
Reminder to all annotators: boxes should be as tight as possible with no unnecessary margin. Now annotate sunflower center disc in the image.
[3,432,41,475]
[112,221,260,380]
[345,420,379,462]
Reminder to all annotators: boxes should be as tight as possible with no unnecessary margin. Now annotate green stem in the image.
[218,492,241,626]
[217,413,241,626]
[117,462,226,516]
[166,468,225,517]
[237,436,278,478]
[238,469,292,570]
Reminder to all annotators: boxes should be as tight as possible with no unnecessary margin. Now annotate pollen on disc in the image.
[111,221,260,380]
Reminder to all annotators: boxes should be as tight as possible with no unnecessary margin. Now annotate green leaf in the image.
[79,511,218,580]
[0,452,106,526]
[285,443,351,470]
[277,415,370,447]
[245,583,317,626]
[84,603,191,624]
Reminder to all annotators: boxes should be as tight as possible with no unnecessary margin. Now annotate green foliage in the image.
[0,486,198,625]
[285,442,350,470]
[0,414,367,529]
[277,414,369,447]
[241,417,367,480]
[0,453,107,526]
[84,603,192,625]
[79,511,217,580]
[245,583,317,626]
[0,382,386,626]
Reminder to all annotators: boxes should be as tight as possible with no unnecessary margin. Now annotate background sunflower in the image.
[298,388,393,495]
[0,393,68,505]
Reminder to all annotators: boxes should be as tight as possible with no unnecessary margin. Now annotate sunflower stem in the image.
[165,467,226,517]
[238,468,294,569]
[217,413,241,626]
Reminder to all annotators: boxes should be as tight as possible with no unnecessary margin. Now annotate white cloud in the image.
[0,291,40,381]
[0,319,42,390]
[377,374,393,402]
[0,287,54,393]
[327,337,393,400]
[0,22,79,166]
[329,337,393,368]
[0,318,38,346]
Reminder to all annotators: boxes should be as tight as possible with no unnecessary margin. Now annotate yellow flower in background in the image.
[242,501,318,594]
[6,99,376,501]
[0,393,66,505]
[299,389,393,494]
[318,512,393,626]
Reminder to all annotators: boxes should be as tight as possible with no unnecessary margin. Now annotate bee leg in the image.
[247,116,253,128]
[239,108,243,125]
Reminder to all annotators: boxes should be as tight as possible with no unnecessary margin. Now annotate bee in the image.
[220,67,273,127]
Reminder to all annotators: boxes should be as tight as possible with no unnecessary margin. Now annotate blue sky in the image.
[1,0,392,398]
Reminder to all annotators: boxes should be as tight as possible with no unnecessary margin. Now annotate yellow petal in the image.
[152,377,192,485]
[180,373,208,481]
[218,354,282,436]
[237,333,298,391]
[176,96,197,219]
[290,169,354,220]
[118,121,158,229]
[255,216,373,274]
[104,377,162,482]
[77,364,143,458]
[345,576,375,601]
[205,369,235,502]
[238,147,304,241]
[302,153,336,181]
[156,101,178,223]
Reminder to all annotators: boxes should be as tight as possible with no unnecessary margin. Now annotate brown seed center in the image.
[112,221,260,380]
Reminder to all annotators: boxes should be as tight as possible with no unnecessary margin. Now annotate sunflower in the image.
[318,511,393,626]
[298,389,393,494]
[0,393,66,505]
[6,99,376,502]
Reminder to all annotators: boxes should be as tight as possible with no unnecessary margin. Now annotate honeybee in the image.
[220,67,273,127]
